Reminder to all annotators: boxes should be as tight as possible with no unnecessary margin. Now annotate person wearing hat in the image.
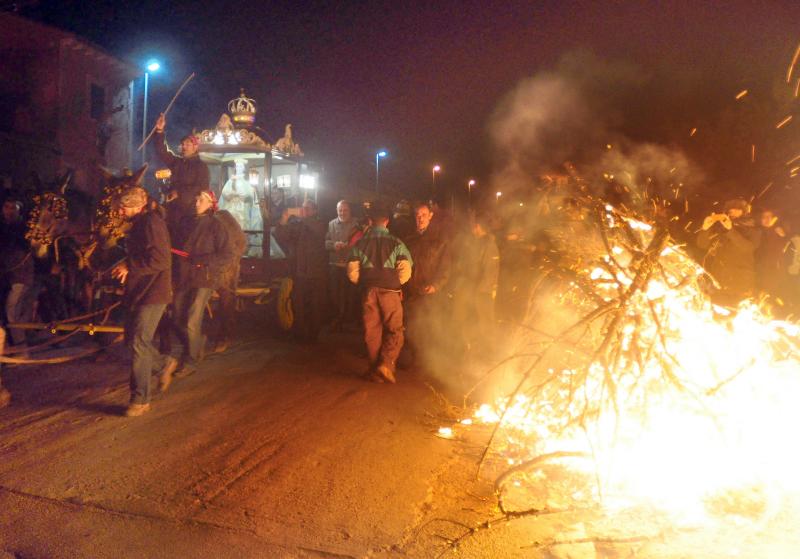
[347,204,413,383]
[697,198,761,305]
[111,186,177,417]
[153,112,210,231]
[171,190,234,375]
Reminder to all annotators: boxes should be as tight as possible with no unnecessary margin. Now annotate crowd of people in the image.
[3,111,800,412]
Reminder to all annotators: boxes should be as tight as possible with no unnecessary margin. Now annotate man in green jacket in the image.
[347,205,413,383]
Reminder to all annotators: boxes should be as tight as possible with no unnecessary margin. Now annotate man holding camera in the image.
[275,200,328,342]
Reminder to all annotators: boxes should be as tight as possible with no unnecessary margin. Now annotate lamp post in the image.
[375,150,387,194]
[467,179,476,207]
[496,191,502,204]
[432,164,441,195]
[142,59,161,166]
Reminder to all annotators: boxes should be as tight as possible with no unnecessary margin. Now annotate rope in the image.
[59,301,121,325]
[2,299,121,362]
[0,338,120,364]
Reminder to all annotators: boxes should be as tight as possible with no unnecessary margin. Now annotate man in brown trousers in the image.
[347,205,413,383]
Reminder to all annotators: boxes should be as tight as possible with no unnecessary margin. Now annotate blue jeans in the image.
[126,303,168,405]
[173,288,212,366]
[5,283,31,346]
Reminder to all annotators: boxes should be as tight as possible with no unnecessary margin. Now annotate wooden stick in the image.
[137,72,196,151]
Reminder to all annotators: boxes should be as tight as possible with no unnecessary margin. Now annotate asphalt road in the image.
[0,323,488,559]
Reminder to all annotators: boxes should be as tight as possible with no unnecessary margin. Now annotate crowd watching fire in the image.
[1,15,800,558]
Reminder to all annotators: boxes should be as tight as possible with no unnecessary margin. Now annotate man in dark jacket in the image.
[697,198,761,306]
[173,190,234,374]
[1,197,34,349]
[152,112,210,230]
[347,205,413,383]
[402,201,452,368]
[274,200,328,342]
[112,187,177,417]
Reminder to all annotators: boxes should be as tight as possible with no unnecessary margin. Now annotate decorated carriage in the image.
[191,90,321,330]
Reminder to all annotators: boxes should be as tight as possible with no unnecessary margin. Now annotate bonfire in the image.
[437,196,800,557]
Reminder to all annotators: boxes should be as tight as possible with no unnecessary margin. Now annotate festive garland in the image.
[94,177,133,247]
[25,192,68,248]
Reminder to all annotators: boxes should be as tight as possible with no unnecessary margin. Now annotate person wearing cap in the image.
[347,204,413,383]
[697,198,761,305]
[171,190,235,375]
[111,186,177,417]
[325,200,357,330]
[153,112,210,230]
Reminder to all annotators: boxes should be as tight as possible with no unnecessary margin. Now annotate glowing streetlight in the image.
[467,179,476,207]
[496,191,502,204]
[142,58,161,165]
[375,150,388,193]
[432,164,441,193]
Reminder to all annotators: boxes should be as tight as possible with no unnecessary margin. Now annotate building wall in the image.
[0,13,136,195]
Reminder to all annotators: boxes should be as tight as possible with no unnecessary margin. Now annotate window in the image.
[90,84,105,120]
[276,174,292,189]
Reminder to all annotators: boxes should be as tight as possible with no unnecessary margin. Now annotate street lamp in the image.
[432,164,441,194]
[375,150,388,193]
[496,191,502,204]
[467,179,476,207]
[142,59,161,165]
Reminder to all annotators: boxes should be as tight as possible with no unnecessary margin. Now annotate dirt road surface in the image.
[0,322,543,559]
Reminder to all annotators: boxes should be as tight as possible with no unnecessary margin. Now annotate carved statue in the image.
[273,123,303,156]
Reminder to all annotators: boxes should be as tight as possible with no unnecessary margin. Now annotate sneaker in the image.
[0,388,11,409]
[174,363,197,379]
[363,369,384,383]
[375,364,396,384]
[158,357,178,393]
[124,403,151,417]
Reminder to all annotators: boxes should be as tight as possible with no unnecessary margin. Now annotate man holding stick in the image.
[152,113,210,230]
[112,187,177,417]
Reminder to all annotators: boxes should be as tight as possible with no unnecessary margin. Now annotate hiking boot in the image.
[375,364,396,384]
[158,357,178,393]
[0,388,11,409]
[124,403,151,417]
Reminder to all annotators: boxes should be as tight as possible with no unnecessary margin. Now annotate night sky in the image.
[17,0,800,206]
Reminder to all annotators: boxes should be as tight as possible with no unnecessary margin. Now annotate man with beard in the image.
[172,190,234,376]
[153,113,210,230]
[111,187,177,417]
